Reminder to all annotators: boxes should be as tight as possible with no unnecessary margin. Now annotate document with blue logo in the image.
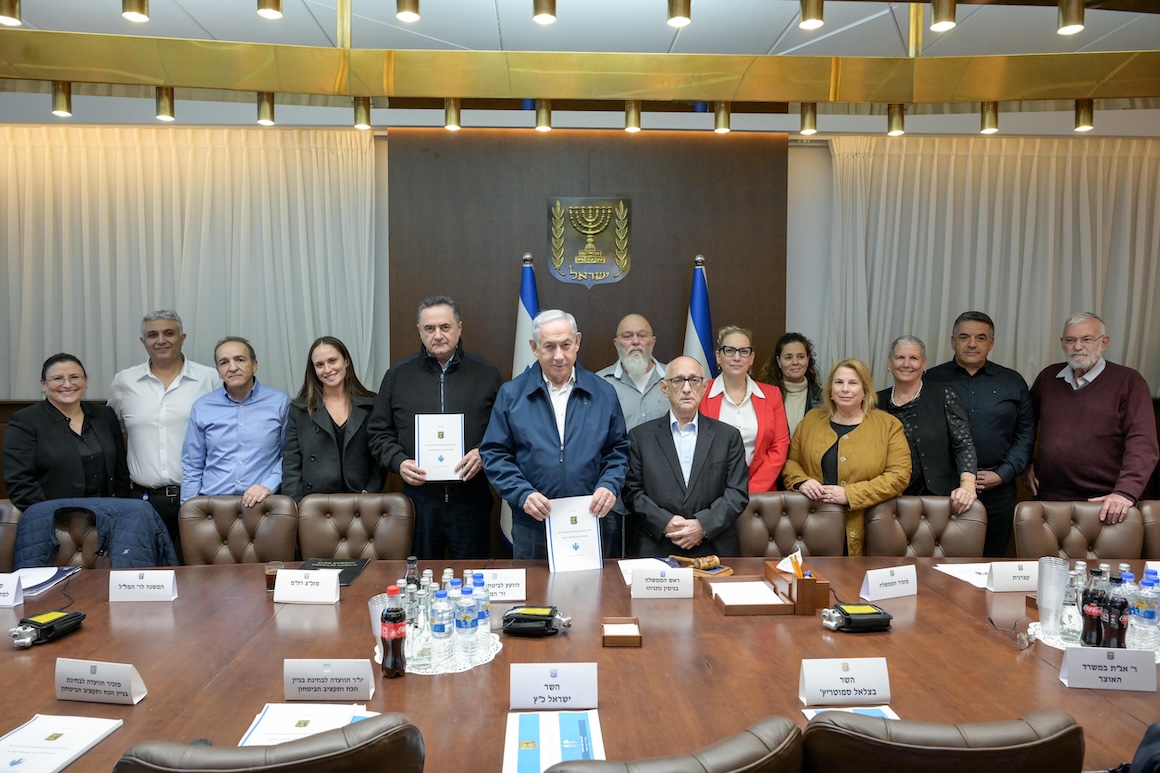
[415,413,465,481]
[545,496,603,574]
[502,710,604,773]
[0,714,122,773]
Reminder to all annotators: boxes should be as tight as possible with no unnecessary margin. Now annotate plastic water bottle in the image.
[1127,578,1159,653]
[455,587,478,662]
[429,589,454,666]
[473,573,492,643]
[409,589,433,669]
[1059,571,1082,644]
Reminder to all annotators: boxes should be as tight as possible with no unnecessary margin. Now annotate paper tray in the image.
[703,576,794,616]
[602,617,642,647]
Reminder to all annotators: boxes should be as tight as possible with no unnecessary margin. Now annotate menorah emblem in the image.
[568,205,613,263]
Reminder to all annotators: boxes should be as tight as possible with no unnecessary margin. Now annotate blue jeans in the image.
[511,520,548,560]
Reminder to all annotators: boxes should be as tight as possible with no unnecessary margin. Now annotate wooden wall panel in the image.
[387,128,788,376]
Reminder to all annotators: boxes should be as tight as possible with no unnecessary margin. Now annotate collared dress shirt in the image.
[545,368,576,444]
[706,375,762,465]
[596,358,670,430]
[108,358,218,489]
[670,411,699,486]
[181,380,290,502]
[1058,357,1105,390]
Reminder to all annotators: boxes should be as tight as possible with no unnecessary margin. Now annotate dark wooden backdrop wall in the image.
[386,128,789,374]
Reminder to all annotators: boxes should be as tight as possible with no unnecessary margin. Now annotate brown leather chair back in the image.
[865,496,987,557]
[297,493,416,560]
[802,709,1083,773]
[0,499,21,573]
[178,495,298,565]
[543,715,801,773]
[1014,501,1144,560]
[53,507,104,568]
[112,712,424,773]
[1139,500,1160,559]
[736,492,847,557]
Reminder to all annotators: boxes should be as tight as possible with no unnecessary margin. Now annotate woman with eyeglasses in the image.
[757,332,823,438]
[782,358,910,556]
[698,326,790,493]
[3,353,130,511]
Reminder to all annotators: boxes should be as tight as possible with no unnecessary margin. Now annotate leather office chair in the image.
[112,712,425,773]
[1139,500,1160,558]
[543,715,801,773]
[0,499,21,573]
[864,496,987,557]
[736,492,847,557]
[802,709,1084,773]
[53,506,104,568]
[179,495,298,565]
[1013,501,1144,560]
[297,493,415,560]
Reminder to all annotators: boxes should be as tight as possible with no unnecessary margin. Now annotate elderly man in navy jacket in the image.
[481,310,630,560]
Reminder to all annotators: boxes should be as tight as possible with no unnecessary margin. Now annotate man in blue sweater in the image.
[481,310,630,560]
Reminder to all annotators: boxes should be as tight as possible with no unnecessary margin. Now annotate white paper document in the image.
[801,706,900,721]
[616,558,671,586]
[13,567,81,598]
[502,710,605,773]
[0,714,122,773]
[414,413,466,481]
[545,496,603,573]
[933,563,991,589]
[711,581,787,606]
[238,703,373,747]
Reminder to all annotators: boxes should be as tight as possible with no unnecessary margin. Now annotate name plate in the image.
[859,565,917,601]
[0,573,22,607]
[483,568,527,602]
[273,569,341,604]
[986,561,1038,592]
[630,567,694,598]
[56,658,147,705]
[799,657,891,706]
[109,570,177,602]
[284,659,375,701]
[1060,647,1157,692]
[510,662,598,710]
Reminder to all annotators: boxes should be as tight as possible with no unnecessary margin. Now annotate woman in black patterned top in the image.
[878,336,978,513]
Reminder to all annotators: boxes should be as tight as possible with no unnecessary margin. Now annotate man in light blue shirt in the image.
[181,337,290,507]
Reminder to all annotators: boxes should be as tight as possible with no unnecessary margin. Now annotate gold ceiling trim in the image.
[2,30,1158,104]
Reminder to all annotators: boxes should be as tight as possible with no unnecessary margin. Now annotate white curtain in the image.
[825,135,1160,395]
[1,126,377,400]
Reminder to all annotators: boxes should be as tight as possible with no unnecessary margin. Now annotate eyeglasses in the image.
[987,617,1035,650]
[46,375,87,385]
[665,376,705,388]
[718,346,754,358]
[1060,336,1104,347]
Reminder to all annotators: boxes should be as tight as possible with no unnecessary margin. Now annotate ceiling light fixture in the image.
[535,99,551,132]
[799,0,823,30]
[396,0,419,23]
[887,103,905,136]
[800,102,818,135]
[444,97,461,131]
[1074,99,1094,132]
[667,0,690,28]
[625,100,641,133]
[354,97,372,130]
[980,101,998,134]
[714,101,730,134]
[532,0,556,25]
[1057,0,1083,35]
[257,0,282,20]
[51,81,72,117]
[257,92,275,126]
[156,86,175,121]
[0,0,21,27]
[930,0,956,32]
[122,0,149,23]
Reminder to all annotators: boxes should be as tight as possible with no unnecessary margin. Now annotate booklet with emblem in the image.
[0,714,122,773]
[502,710,604,773]
[297,558,370,587]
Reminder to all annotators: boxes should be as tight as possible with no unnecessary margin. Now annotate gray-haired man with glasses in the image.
[624,356,749,558]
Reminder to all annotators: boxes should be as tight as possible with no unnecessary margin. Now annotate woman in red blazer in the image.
[699,326,791,493]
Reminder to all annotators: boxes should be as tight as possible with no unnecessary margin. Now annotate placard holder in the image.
[765,563,831,616]
[0,574,23,607]
[702,576,794,616]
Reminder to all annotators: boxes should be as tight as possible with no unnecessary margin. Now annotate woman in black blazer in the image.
[282,337,385,501]
[3,353,131,511]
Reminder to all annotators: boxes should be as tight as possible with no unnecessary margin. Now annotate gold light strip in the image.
[444,97,461,130]
[931,0,956,32]
[353,96,371,129]
[532,0,556,25]
[800,102,817,135]
[667,0,690,28]
[535,98,551,131]
[1074,98,1094,131]
[980,101,998,134]
[122,0,148,23]
[624,99,641,132]
[155,85,174,121]
[257,0,283,20]
[887,103,905,135]
[396,0,419,23]
[1058,0,1083,35]
[257,91,275,125]
[800,0,823,30]
[714,101,730,133]
[51,80,71,117]
[0,0,21,27]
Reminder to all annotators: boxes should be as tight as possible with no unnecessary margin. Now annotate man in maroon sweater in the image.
[1027,313,1159,524]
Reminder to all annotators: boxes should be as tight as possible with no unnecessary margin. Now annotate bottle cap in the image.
[435,589,448,598]
[473,577,485,586]
[450,578,462,589]
[387,585,401,596]
[461,587,473,595]
[408,555,418,562]
[1122,572,1135,582]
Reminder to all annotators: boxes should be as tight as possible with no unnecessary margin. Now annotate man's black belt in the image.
[132,483,181,498]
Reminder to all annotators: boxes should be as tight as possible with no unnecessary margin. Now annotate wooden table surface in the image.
[1,557,1155,771]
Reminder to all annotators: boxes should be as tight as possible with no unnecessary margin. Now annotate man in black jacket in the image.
[368,295,502,559]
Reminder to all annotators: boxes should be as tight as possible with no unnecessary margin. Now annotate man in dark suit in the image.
[624,356,749,558]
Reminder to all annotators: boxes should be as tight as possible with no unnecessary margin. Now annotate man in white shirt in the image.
[108,310,218,558]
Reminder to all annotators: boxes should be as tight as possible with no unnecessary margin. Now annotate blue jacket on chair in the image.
[13,497,178,569]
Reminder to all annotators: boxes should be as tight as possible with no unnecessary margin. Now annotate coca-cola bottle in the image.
[381,585,407,678]
[1080,568,1106,647]
[1102,576,1129,649]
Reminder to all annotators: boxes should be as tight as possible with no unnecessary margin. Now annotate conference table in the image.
[1,557,1155,771]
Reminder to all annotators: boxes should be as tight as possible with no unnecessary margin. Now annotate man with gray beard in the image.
[597,314,669,556]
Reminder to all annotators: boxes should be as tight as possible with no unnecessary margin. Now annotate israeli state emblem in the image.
[548,197,631,287]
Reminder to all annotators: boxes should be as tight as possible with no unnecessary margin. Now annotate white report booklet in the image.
[0,714,122,773]
[238,703,376,747]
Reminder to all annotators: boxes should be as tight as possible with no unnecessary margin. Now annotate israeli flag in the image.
[682,255,717,378]
[502,255,542,546]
